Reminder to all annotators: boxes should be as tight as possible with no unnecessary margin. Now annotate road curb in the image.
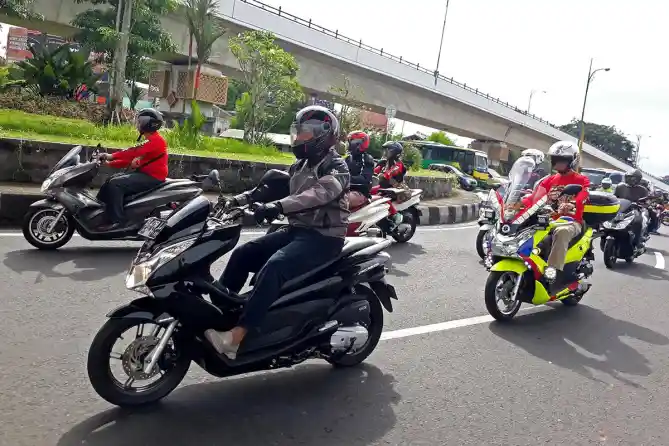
[417,203,480,225]
[0,192,481,228]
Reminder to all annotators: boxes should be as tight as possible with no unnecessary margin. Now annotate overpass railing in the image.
[239,0,663,183]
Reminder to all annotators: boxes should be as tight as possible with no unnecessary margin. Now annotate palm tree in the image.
[184,0,226,99]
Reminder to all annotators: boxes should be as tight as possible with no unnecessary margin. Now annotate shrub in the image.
[0,90,107,124]
[401,143,423,171]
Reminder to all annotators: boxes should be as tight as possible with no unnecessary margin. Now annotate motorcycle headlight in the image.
[491,230,534,257]
[126,237,197,295]
[40,178,53,193]
[40,170,66,193]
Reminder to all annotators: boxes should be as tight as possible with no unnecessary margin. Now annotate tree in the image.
[11,43,102,97]
[328,75,368,139]
[0,0,44,20]
[184,0,226,98]
[71,0,176,82]
[559,119,636,164]
[428,131,458,146]
[229,30,303,144]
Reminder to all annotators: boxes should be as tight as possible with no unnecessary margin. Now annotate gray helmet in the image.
[625,169,643,186]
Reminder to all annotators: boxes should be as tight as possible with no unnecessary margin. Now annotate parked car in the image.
[487,167,509,189]
[428,163,478,191]
[580,167,625,190]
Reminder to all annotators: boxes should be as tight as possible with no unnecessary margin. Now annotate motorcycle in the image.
[662,209,669,227]
[268,184,423,244]
[86,170,398,407]
[483,157,618,321]
[648,203,663,233]
[600,198,651,268]
[22,145,216,250]
[476,189,501,259]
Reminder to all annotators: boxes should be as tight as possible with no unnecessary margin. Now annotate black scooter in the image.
[600,197,650,268]
[86,170,398,407]
[22,145,216,250]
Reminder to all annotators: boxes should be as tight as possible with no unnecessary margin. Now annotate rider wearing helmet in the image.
[614,169,650,250]
[345,131,375,209]
[521,148,546,189]
[533,141,590,285]
[98,108,168,230]
[372,140,407,228]
[600,177,613,193]
[205,105,350,359]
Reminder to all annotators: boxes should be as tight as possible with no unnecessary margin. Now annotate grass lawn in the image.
[0,109,450,178]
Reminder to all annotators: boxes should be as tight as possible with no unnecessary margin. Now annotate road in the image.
[2,224,669,445]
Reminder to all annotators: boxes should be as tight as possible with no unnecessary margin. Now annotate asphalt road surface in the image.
[2,224,669,446]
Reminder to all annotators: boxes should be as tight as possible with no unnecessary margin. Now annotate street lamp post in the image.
[577,58,610,169]
[527,89,546,114]
[434,0,451,86]
[635,134,651,167]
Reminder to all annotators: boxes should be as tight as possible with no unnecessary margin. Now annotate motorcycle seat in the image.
[126,178,189,201]
[279,237,383,291]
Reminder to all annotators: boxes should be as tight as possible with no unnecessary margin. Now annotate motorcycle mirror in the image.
[561,184,583,196]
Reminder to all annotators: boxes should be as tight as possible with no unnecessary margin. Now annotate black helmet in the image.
[382,140,403,161]
[625,169,642,186]
[137,108,164,133]
[290,105,339,160]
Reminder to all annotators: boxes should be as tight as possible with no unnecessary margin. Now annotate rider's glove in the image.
[253,202,283,224]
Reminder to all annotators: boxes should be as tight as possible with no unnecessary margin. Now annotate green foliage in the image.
[401,143,423,171]
[428,131,458,146]
[1,0,44,20]
[225,78,245,110]
[165,100,206,150]
[11,43,102,97]
[0,90,107,123]
[559,119,636,164]
[0,65,23,92]
[71,0,176,80]
[185,0,226,79]
[229,30,304,144]
[328,75,368,139]
[126,81,143,109]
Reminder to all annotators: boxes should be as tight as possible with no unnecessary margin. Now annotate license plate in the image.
[138,217,167,239]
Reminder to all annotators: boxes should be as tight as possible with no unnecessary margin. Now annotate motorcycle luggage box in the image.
[583,191,620,226]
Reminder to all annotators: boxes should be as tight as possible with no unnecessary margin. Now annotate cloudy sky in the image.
[258,0,668,175]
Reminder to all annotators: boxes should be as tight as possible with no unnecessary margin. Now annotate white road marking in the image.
[654,251,665,270]
[380,308,541,341]
[0,224,478,238]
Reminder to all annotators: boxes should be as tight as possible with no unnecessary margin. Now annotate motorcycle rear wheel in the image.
[87,317,190,407]
[391,210,418,243]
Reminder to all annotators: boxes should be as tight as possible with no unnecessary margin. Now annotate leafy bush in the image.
[11,43,102,97]
[165,101,206,150]
[401,143,423,171]
[428,131,458,146]
[0,90,107,124]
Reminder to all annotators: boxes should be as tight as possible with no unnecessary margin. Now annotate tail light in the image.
[347,222,361,236]
[169,202,178,210]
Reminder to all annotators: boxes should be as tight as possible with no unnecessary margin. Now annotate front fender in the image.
[478,223,492,230]
[489,259,528,275]
[28,198,63,211]
[106,297,165,321]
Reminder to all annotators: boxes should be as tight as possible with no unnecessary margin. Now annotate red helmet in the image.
[347,131,370,154]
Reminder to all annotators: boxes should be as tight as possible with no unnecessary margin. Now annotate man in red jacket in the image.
[536,141,590,285]
[99,108,168,229]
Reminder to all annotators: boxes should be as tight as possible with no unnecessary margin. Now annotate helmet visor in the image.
[290,120,329,145]
[348,138,365,151]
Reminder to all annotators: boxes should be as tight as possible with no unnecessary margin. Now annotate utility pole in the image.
[434,0,450,86]
[110,0,133,124]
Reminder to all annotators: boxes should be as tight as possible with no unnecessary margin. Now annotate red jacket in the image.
[108,132,168,181]
[374,160,405,188]
[535,171,591,223]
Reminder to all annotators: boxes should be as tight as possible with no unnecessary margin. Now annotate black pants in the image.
[102,172,162,223]
[649,209,659,232]
[221,226,345,330]
[631,210,644,248]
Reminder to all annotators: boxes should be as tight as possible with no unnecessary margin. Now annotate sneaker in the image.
[204,329,239,360]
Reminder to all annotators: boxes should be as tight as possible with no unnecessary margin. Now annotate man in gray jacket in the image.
[205,105,350,359]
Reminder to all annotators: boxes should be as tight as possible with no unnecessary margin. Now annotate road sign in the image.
[385,105,397,119]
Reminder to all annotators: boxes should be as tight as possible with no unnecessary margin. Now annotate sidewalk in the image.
[0,183,481,227]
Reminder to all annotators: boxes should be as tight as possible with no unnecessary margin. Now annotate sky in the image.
[256,0,668,176]
[2,0,667,174]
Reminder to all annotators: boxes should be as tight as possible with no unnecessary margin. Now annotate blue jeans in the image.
[221,227,344,330]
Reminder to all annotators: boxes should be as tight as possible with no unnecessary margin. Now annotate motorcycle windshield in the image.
[501,157,537,222]
[50,146,82,175]
[152,195,212,245]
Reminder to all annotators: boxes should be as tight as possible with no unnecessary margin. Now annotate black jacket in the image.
[345,152,375,196]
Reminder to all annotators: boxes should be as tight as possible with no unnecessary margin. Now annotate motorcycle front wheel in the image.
[603,238,618,269]
[476,229,489,259]
[484,271,522,321]
[87,317,190,407]
[22,208,75,250]
[391,210,418,243]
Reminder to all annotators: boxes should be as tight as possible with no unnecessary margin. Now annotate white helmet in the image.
[521,148,545,166]
[547,141,580,171]
[601,177,612,187]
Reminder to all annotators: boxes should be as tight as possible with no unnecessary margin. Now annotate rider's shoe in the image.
[204,330,239,360]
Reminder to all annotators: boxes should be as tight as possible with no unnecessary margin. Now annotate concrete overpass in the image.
[6,0,669,187]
